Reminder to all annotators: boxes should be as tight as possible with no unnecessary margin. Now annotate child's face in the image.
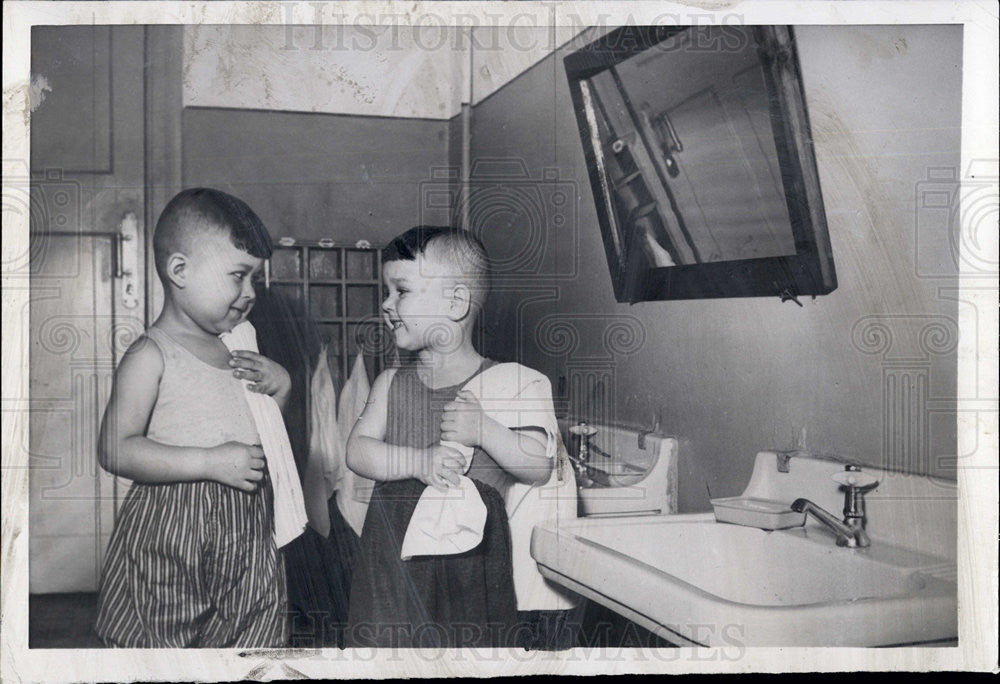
[178,230,263,335]
[381,256,459,352]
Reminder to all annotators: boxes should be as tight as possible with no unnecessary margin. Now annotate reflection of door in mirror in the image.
[585,26,795,267]
[583,77,691,272]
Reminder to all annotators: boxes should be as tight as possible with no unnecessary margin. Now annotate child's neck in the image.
[415,342,484,389]
[153,298,232,368]
[155,299,214,341]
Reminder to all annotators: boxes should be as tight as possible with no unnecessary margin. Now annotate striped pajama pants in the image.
[95,477,288,648]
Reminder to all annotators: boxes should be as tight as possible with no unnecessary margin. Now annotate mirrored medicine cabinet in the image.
[564,25,837,303]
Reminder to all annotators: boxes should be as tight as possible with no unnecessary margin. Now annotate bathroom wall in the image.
[182,107,451,244]
[183,25,465,119]
[180,25,461,244]
[177,24,589,244]
[467,25,963,512]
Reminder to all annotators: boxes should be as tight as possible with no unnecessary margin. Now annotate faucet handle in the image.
[832,466,879,491]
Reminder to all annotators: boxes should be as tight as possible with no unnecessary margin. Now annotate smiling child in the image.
[344,226,555,648]
[94,188,291,647]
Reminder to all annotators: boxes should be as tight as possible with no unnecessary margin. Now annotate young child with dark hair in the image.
[345,226,562,648]
[94,188,292,647]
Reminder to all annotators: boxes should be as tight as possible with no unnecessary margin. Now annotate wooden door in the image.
[28,25,146,592]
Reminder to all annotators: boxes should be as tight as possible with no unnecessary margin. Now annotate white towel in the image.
[466,364,580,610]
[336,352,375,537]
[303,348,342,537]
[507,431,580,611]
[400,362,572,588]
[460,363,560,461]
[219,321,308,548]
[400,476,486,560]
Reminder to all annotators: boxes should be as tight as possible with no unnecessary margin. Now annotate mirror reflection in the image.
[582,27,795,267]
[567,26,836,303]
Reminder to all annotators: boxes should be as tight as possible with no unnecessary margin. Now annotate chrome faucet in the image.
[567,421,600,486]
[567,422,596,485]
[791,465,879,548]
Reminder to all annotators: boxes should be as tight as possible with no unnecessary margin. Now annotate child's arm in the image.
[441,390,553,485]
[228,350,292,411]
[98,337,267,492]
[346,369,466,490]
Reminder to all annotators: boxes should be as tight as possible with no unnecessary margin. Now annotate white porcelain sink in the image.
[559,421,678,517]
[532,514,957,646]
[574,519,931,605]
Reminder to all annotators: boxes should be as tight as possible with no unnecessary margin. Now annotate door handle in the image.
[117,212,139,309]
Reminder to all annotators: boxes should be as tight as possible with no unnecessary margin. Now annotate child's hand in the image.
[229,351,291,401]
[440,390,488,448]
[419,444,466,491]
[205,441,266,492]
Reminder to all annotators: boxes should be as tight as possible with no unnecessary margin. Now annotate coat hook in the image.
[779,288,803,307]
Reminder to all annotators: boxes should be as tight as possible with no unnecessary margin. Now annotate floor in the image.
[29,593,104,649]
[29,593,673,649]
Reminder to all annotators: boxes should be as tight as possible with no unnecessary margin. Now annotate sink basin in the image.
[559,421,678,517]
[532,514,957,646]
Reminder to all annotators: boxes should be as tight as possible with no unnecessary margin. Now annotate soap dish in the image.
[711,496,806,530]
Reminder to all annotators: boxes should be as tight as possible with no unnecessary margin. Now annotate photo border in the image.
[2,1,997,678]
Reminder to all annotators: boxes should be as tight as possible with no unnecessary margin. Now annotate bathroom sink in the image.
[560,421,678,517]
[532,514,957,646]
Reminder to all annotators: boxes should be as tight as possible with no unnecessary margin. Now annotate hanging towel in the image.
[462,364,578,609]
[336,352,375,537]
[506,430,580,611]
[399,362,574,599]
[302,347,342,537]
[219,321,308,548]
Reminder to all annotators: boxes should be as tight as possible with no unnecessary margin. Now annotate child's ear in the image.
[166,252,188,288]
[447,283,472,322]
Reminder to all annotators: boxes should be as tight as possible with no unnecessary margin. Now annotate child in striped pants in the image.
[94,189,290,647]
